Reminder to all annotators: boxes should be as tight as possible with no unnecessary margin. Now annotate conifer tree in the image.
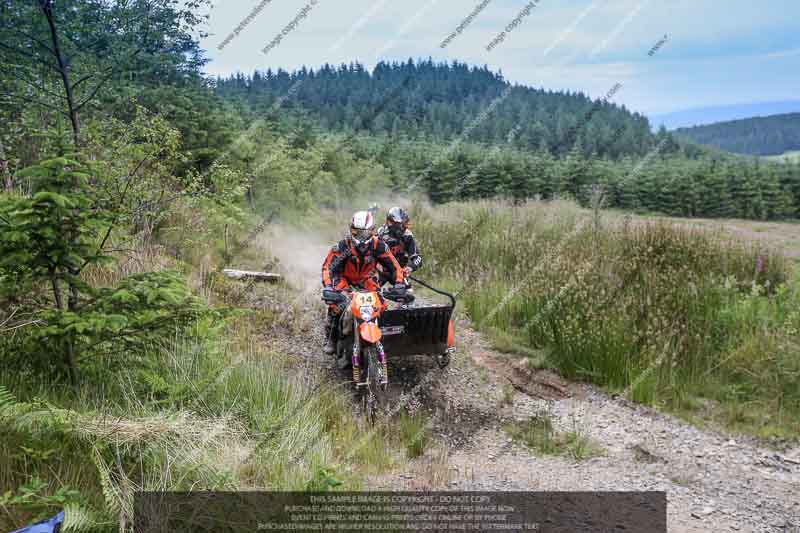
[761,165,795,219]
[730,163,762,219]
[702,161,736,218]
[560,141,587,200]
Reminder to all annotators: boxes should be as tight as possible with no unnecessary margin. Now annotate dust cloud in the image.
[255,196,420,294]
[255,224,338,294]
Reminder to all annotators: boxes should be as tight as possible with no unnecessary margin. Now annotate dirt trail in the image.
[364,322,800,533]
[246,225,799,533]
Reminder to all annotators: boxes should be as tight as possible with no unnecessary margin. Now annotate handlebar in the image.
[323,286,415,307]
[324,275,457,308]
[322,289,348,306]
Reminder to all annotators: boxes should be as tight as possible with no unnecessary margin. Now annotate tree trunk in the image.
[246,185,254,209]
[51,273,63,310]
[67,269,80,311]
[245,159,255,208]
[222,269,281,282]
[224,223,229,261]
[40,0,80,150]
[0,139,10,193]
[40,0,82,325]
[51,273,77,386]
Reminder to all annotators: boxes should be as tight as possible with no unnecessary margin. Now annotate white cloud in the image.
[200,0,800,114]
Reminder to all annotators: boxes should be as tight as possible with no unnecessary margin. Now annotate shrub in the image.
[0,158,215,385]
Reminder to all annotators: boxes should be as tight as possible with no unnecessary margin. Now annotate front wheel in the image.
[361,346,387,425]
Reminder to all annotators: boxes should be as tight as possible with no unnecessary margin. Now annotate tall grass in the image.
[0,324,395,531]
[0,293,396,532]
[415,199,800,438]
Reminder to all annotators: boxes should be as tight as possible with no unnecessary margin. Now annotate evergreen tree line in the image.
[214,59,662,160]
[675,112,800,156]
[352,136,800,220]
[213,60,800,220]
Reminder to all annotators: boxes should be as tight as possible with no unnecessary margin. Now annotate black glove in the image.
[409,255,423,271]
[322,286,339,303]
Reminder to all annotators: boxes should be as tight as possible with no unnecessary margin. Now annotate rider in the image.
[377,207,422,286]
[321,210,406,355]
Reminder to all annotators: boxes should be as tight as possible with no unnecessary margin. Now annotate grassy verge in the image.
[0,307,397,532]
[415,199,800,441]
[0,225,399,531]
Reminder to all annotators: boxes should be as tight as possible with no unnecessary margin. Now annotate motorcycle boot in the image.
[323,312,338,355]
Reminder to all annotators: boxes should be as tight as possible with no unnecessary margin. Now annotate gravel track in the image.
[243,250,799,532]
[366,323,800,532]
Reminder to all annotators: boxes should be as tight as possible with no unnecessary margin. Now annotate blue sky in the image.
[199,0,800,115]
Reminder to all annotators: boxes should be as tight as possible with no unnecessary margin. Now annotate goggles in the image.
[350,227,373,244]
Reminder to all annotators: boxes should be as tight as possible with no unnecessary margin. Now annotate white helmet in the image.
[349,210,376,251]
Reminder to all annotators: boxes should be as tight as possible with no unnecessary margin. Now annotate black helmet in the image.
[386,207,409,236]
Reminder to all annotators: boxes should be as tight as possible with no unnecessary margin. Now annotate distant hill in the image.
[764,150,800,163]
[215,59,660,160]
[673,112,800,156]
[650,100,800,130]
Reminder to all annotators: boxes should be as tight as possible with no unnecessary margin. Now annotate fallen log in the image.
[222,269,281,282]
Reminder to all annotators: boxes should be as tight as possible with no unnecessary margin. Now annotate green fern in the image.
[0,385,36,431]
[0,391,74,435]
[91,448,121,516]
[0,384,17,419]
[63,502,108,532]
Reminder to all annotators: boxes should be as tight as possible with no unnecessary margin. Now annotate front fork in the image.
[352,316,361,385]
[352,316,387,387]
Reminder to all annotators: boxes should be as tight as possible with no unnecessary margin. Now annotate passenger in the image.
[377,207,422,287]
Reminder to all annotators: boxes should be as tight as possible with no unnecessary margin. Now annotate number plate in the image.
[354,292,377,307]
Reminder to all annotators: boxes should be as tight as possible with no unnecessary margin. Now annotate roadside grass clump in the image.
[506,413,559,455]
[485,326,550,365]
[422,446,453,488]
[505,411,602,461]
[417,199,800,439]
[562,418,605,461]
[501,383,515,406]
[397,410,431,459]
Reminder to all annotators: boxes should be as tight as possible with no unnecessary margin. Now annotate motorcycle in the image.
[323,285,408,424]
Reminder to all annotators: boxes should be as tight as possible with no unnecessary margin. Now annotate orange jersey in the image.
[322,237,404,289]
